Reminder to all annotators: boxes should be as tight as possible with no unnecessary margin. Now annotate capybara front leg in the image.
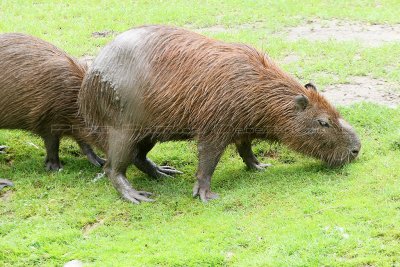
[0,178,13,191]
[106,129,154,204]
[132,137,182,179]
[43,135,62,171]
[235,139,271,170]
[192,141,226,202]
[77,141,106,167]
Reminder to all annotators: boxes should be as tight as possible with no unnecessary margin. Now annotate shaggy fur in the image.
[79,25,361,203]
[0,33,103,170]
[80,25,359,166]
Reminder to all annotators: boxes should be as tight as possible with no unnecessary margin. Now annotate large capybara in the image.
[0,33,104,177]
[79,25,361,204]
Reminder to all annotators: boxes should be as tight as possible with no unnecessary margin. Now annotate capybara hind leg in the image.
[235,140,271,170]
[132,137,182,179]
[77,141,106,167]
[193,140,226,202]
[0,178,13,191]
[43,135,62,171]
[106,129,154,204]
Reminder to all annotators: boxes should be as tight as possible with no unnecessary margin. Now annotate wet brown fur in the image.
[80,26,358,167]
[0,33,101,169]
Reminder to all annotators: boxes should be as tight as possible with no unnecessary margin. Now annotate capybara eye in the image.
[318,120,330,127]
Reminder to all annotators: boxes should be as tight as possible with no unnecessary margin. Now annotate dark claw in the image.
[78,142,106,168]
[157,166,183,175]
[121,190,155,204]
[118,186,155,204]
[155,170,173,179]
[137,191,153,198]
[45,160,63,171]
[0,179,14,190]
[88,155,106,167]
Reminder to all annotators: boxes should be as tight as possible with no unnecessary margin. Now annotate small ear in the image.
[295,94,309,111]
[305,82,317,91]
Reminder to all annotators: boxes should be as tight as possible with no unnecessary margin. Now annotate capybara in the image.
[0,33,104,174]
[79,25,361,203]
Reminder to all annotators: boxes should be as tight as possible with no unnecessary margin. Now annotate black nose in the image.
[351,149,359,157]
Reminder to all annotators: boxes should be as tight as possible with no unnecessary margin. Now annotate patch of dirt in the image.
[281,53,301,64]
[82,23,400,108]
[285,19,400,47]
[188,20,400,47]
[321,76,400,107]
[92,30,116,38]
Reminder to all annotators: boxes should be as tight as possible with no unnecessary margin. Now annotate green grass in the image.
[1,1,400,266]
[1,0,400,86]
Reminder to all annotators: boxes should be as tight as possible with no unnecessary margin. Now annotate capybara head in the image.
[279,83,361,167]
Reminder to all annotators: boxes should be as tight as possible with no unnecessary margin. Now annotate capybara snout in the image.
[288,86,361,167]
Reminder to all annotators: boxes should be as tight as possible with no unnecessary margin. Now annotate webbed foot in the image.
[87,154,106,167]
[120,189,154,204]
[120,188,154,204]
[192,181,219,202]
[112,173,154,204]
[133,157,183,179]
[45,158,63,171]
[78,142,106,167]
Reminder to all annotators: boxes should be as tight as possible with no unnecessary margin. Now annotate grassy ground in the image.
[1,1,400,266]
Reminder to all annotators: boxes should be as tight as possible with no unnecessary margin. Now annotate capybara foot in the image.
[45,159,63,171]
[0,145,7,154]
[192,181,219,202]
[79,142,106,167]
[88,154,106,167]
[249,162,272,171]
[133,157,183,179]
[151,165,182,179]
[0,179,14,190]
[120,188,154,204]
[157,165,183,176]
[110,171,155,204]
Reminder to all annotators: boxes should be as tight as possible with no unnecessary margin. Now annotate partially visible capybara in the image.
[79,25,361,204]
[0,33,104,175]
